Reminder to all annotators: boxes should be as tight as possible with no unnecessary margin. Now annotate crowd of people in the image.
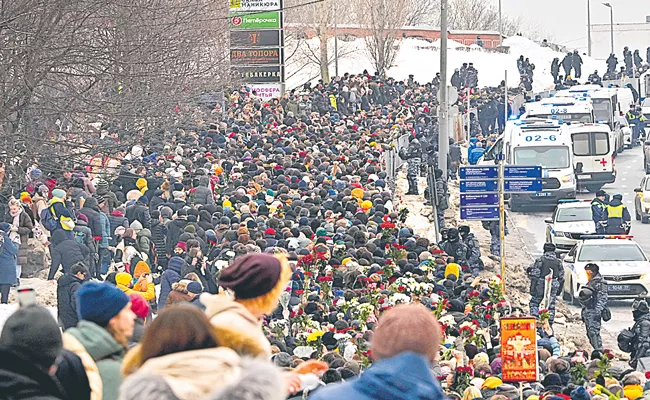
[0,56,648,400]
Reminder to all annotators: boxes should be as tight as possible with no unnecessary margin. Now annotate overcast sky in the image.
[498,0,650,57]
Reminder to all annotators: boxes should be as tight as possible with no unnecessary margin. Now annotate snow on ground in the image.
[287,35,602,92]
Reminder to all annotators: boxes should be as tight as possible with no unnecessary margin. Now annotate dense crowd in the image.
[0,66,648,400]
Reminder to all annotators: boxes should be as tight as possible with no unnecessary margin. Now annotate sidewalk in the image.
[393,167,618,353]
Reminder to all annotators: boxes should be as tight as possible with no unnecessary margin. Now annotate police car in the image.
[562,236,650,303]
[545,200,596,252]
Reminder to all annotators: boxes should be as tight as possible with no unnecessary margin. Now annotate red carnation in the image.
[295,290,304,295]
[398,285,405,291]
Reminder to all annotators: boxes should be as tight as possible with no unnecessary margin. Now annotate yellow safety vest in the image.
[607,204,624,218]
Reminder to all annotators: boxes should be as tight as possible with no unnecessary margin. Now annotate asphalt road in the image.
[508,145,649,341]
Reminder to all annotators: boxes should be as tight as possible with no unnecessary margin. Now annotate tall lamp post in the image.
[603,2,614,55]
[587,0,592,56]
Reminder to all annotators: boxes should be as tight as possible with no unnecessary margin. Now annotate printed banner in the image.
[500,317,538,382]
[230,11,281,29]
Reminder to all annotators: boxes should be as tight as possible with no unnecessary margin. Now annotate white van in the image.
[496,119,577,211]
[524,97,593,123]
[567,123,616,193]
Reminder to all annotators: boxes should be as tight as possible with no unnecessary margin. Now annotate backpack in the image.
[74,229,87,246]
[40,206,58,232]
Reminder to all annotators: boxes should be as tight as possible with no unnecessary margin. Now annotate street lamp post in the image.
[603,2,614,55]
[587,0,592,56]
[498,0,503,43]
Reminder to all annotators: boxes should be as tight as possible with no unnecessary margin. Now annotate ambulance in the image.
[480,119,576,211]
[566,123,616,193]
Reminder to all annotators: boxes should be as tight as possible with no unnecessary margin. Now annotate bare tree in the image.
[0,0,229,188]
[357,0,410,75]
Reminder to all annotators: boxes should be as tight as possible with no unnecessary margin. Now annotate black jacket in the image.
[57,273,84,330]
[79,199,102,237]
[0,346,66,400]
[166,218,188,254]
[49,239,90,280]
[54,349,91,400]
[125,201,152,229]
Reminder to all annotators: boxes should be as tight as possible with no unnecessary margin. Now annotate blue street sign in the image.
[460,193,499,207]
[504,179,543,193]
[459,166,498,180]
[460,180,498,193]
[460,206,500,220]
[504,166,542,179]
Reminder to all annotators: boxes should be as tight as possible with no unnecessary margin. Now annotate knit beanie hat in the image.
[0,305,62,370]
[52,188,66,199]
[133,261,150,279]
[129,293,150,320]
[570,387,590,400]
[371,304,440,361]
[483,376,504,389]
[76,282,130,326]
[116,272,132,287]
[219,253,283,299]
[187,281,203,294]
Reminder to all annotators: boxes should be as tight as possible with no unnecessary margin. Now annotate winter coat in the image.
[166,281,193,307]
[527,251,564,297]
[80,198,103,238]
[131,317,146,345]
[310,352,446,400]
[64,320,126,400]
[55,349,92,400]
[4,209,33,267]
[108,211,129,245]
[119,350,285,400]
[0,346,67,400]
[73,220,94,251]
[151,219,169,267]
[440,239,468,267]
[192,177,215,206]
[57,273,84,330]
[126,201,152,229]
[581,273,608,316]
[98,211,111,248]
[49,237,90,280]
[136,228,154,263]
[203,294,272,358]
[0,233,19,285]
[166,218,188,254]
[159,257,184,307]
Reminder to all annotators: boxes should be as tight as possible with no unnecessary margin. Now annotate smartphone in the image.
[16,287,36,308]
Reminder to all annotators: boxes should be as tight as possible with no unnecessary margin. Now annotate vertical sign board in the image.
[500,317,539,383]
[459,166,500,221]
[229,0,284,96]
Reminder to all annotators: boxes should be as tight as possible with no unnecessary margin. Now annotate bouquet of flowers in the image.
[392,277,434,296]
[452,366,473,393]
[385,243,407,263]
[397,207,409,223]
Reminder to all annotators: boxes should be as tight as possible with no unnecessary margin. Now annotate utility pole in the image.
[603,2,614,55]
[500,70,507,291]
[334,5,339,78]
[438,0,449,179]
[587,0,592,56]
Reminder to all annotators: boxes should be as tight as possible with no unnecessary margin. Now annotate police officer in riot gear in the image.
[591,190,608,234]
[606,193,631,234]
[527,243,564,324]
[439,228,468,269]
[459,225,482,276]
[402,135,422,195]
[580,263,608,350]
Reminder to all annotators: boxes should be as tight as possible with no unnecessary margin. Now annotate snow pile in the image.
[0,304,57,331]
[287,35,602,92]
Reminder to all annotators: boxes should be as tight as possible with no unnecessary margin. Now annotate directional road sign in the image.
[460,193,499,207]
[459,166,498,180]
[460,206,500,221]
[460,180,498,193]
[504,166,542,179]
[504,179,543,193]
